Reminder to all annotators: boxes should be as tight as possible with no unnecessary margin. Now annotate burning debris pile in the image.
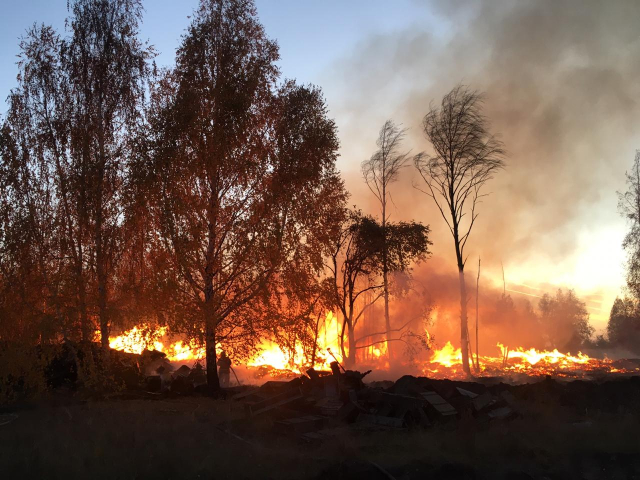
[221,361,640,448]
[107,312,347,376]
[227,362,518,441]
[107,323,640,383]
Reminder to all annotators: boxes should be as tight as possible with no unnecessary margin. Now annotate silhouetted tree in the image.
[63,0,153,356]
[618,151,640,301]
[1,25,82,343]
[4,0,154,349]
[327,212,430,367]
[143,0,346,392]
[362,120,423,364]
[326,212,383,367]
[539,289,593,352]
[415,85,505,374]
[607,297,640,354]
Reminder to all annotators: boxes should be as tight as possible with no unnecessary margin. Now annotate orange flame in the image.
[108,325,205,362]
[107,317,632,381]
[423,341,634,379]
[108,312,352,372]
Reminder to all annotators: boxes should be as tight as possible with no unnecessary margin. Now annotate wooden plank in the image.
[369,391,425,409]
[487,406,514,420]
[471,392,496,412]
[248,387,303,416]
[301,427,351,442]
[456,387,479,399]
[420,391,457,416]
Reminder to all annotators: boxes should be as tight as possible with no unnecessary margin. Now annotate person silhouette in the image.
[218,351,232,388]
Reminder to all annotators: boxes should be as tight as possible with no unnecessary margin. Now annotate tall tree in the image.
[618,151,640,301]
[539,289,593,352]
[2,25,83,342]
[415,85,505,375]
[1,0,152,359]
[326,212,430,367]
[607,297,640,354]
[327,213,384,367]
[144,0,346,392]
[361,120,419,364]
[63,0,153,355]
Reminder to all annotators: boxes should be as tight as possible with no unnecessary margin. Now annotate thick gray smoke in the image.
[321,0,640,333]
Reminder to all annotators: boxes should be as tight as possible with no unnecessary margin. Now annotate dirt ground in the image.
[1,384,639,480]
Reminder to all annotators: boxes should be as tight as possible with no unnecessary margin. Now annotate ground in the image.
[1,381,640,480]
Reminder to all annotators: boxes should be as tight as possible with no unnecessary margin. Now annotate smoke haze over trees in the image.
[2,0,638,397]
[327,0,640,331]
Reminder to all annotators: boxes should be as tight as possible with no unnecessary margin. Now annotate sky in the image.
[1,0,639,333]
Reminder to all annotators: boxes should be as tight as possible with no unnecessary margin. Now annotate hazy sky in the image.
[0,0,445,103]
[2,1,639,331]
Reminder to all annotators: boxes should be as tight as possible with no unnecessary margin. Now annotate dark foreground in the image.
[1,376,640,480]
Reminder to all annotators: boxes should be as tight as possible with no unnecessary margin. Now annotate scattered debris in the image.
[224,367,521,441]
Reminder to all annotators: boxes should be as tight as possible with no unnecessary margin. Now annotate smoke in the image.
[321,0,640,334]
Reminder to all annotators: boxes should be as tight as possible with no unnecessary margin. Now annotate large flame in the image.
[245,312,348,373]
[424,341,630,379]
[108,315,636,380]
[108,325,205,362]
[108,312,358,372]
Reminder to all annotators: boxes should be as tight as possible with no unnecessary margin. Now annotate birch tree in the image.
[145,0,346,392]
[415,85,505,374]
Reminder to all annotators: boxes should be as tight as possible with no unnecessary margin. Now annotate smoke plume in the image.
[321,0,640,333]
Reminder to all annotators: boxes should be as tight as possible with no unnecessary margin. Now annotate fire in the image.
[497,343,591,368]
[424,341,637,379]
[108,317,635,381]
[108,312,351,372]
[246,312,345,373]
[429,341,461,367]
[108,325,204,362]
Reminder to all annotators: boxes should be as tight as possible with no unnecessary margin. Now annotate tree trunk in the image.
[78,269,89,342]
[382,183,393,366]
[340,315,353,368]
[310,313,321,367]
[347,320,357,368]
[475,257,480,371]
[383,267,392,365]
[96,118,109,360]
[458,266,471,375]
[204,262,220,393]
[205,317,220,394]
[97,259,109,357]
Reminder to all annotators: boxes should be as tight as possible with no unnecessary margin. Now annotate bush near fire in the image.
[1,0,640,405]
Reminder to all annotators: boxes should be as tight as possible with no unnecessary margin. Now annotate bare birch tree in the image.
[361,120,417,364]
[415,85,505,375]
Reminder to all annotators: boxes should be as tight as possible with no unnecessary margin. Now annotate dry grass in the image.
[1,392,639,479]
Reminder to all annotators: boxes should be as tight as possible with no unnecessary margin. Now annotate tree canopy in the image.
[141,0,347,391]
